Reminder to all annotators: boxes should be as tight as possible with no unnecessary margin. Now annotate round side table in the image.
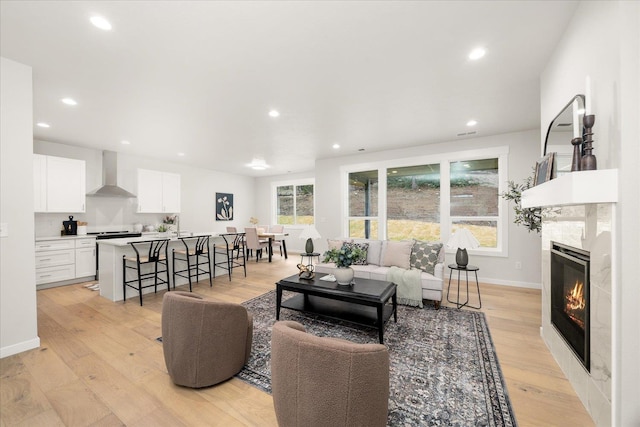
[446,264,481,309]
[300,252,320,268]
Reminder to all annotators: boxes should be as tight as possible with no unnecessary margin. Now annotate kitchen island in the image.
[97,233,231,302]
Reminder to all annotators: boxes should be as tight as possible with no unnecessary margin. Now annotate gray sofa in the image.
[314,238,445,308]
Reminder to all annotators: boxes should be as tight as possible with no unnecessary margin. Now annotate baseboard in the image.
[1,337,40,358]
[478,276,541,289]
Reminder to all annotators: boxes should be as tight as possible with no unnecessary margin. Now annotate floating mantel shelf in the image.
[521,169,618,208]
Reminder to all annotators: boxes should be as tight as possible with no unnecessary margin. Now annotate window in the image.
[276,183,314,224]
[342,147,508,256]
[348,170,378,238]
[450,159,499,248]
[386,164,440,241]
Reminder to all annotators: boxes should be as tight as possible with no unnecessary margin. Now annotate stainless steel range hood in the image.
[86,151,137,198]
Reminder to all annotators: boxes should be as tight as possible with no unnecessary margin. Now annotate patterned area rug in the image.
[236,290,516,426]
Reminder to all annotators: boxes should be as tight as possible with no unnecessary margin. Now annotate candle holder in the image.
[580,114,597,171]
[571,137,582,171]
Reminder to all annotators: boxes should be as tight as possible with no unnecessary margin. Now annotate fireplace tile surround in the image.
[541,204,612,425]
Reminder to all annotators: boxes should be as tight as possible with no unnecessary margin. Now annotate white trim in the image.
[1,337,40,358]
[340,146,510,256]
[477,277,541,289]
[271,179,316,225]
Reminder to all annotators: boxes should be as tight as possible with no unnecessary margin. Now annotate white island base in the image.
[98,235,231,302]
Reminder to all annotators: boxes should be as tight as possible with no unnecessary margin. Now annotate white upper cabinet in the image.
[161,172,181,213]
[34,154,86,213]
[33,154,47,212]
[137,168,181,213]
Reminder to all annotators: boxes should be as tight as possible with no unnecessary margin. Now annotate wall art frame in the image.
[216,192,234,221]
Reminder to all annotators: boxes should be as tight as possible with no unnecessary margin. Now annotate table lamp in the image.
[446,228,480,268]
[299,225,321,254]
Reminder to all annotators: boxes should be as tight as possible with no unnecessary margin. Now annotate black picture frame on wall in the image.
[534,152,555,186]
[216,192,234,221]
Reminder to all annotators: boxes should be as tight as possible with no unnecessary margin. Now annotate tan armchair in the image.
[271,321,389,427]
[161,291,253,388]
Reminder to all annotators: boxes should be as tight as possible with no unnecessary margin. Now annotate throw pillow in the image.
[343,241,369,265]
[353,239,382,265]
[327,239,348,251]
[380,240,413,269]
[411,241,444,275]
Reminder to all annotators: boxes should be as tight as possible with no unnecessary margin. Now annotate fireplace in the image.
[550,242,590,371]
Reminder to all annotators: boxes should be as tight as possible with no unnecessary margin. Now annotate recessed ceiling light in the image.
[177,152,185,157]
[468,47,486,60]
[121,140,130,145]
[268,110,280,118]
[332,143,340,149]
[466,119,478,127]
[36,122,50,128]
[90,16,112,31]
[61,98,77,106]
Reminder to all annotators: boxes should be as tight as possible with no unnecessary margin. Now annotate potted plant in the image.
[157,224,169,236]
[500,171,542,234]
[323,244,365,285]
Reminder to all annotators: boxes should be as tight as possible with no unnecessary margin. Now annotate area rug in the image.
[236,290,517,426]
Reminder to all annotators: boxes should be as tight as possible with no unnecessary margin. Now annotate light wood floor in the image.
[1,255,594,426]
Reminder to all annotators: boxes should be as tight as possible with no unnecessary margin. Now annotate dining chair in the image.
[244,227,269,262]
[270,224,285,257]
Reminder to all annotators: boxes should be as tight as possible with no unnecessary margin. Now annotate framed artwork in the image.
[216,192,234,221]
[534,152,555,186]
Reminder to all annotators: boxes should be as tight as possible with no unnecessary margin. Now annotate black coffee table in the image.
[276,273,397,344]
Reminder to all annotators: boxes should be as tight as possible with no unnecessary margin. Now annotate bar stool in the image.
[123,239,170,306]
[213,233,247,280]
[172,235,212,291]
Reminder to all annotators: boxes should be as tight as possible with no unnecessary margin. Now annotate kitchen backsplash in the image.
[34,197,171,237]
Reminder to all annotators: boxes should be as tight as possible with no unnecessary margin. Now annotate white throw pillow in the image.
[380,240,413,269]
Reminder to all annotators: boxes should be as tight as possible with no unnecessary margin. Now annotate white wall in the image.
[0,57,40,357]
[256,129,542,286]
[33,141,256,236]
[541,1,640,424]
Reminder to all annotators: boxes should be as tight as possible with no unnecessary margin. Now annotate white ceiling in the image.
[1,1,578,177]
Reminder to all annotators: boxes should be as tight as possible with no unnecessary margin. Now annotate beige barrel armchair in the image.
[271,321,390,427]
[161,291,253,388]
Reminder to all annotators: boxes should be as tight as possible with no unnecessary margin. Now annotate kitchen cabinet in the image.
[75,238,96,278]
[137,168,181,213]
[33,154,86,213]
[35,237,96,286]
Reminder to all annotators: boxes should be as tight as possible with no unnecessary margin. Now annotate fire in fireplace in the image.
[550,242,590,371]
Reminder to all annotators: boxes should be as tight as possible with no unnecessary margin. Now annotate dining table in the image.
[258,232,289,262]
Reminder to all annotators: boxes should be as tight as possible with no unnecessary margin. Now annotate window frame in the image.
[340,146,509,257]
[271,178,316,225]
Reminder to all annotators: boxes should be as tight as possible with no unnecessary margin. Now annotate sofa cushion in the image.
[410,241,444,275]
[353,239,382,266]
[342,241,369,265]
[380,240,413,269]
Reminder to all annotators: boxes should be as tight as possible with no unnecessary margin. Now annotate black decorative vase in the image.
[456,248,468,268]
[571,137,582,172]
[305,238,314,254]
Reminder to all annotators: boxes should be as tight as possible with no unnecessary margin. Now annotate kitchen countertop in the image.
[35,235,96,242]
[96,232,220,247]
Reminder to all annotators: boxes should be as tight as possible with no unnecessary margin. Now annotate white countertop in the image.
[97,232,220,247]
[35,235,96,242]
